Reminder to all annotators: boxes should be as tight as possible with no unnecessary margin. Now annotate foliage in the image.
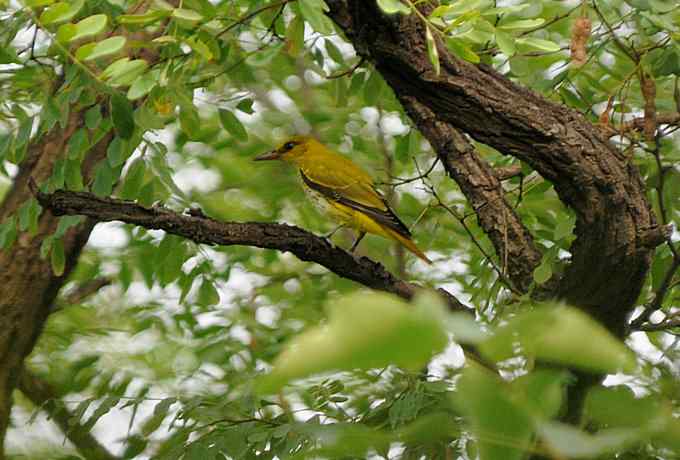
[0,0,679,459]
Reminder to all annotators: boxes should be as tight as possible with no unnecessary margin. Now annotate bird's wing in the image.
[300,167,411,238]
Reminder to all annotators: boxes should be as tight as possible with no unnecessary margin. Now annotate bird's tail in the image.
[386,228,432,264]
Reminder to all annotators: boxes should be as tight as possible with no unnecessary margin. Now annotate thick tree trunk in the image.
[0,111,110,455]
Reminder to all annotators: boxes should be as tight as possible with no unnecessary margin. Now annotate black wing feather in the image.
[300,170,411,238]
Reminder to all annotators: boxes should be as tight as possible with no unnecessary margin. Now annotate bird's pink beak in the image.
[253,150,280,161]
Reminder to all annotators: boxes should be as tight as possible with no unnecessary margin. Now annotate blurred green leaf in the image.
[110,92,135,139]
[480,303,636,373]
[376,0,410,15]
[256,291,448,393]
[219,109,248,141]
[453,364,534,460]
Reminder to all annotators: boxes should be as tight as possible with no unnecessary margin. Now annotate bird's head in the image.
[254,135,315,164]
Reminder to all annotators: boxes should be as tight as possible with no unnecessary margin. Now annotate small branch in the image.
[326,57,365,79]
[398,96,542,292]
[592,1,638,63]
[629,250,680,331]
[635,315,680,332]
[494,164,523,181]
[217,0,292,38]
[62,277,112,306]
[607,112,680,137]
[18,369,119,460]
[35,189,468,312]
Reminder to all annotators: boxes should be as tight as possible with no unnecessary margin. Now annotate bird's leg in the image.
[350,231,366,253]
[323,224,345,240]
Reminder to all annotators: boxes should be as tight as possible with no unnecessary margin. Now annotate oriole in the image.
[254,136,432,264]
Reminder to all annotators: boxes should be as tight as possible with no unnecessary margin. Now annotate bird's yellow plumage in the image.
[254,135,432,264]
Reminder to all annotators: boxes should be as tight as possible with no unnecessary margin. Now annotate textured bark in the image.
[325,0,664,338]
[323,1,668,431]
[400,96,542,292]
[0,112,109,455]
[35,189,468,312]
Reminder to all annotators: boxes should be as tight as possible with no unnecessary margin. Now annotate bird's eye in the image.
[283,141,296,151]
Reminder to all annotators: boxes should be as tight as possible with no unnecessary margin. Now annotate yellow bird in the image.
[254,135,432,264]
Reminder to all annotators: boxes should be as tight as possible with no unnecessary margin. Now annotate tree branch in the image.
[61,277,112,307]
[324,0,662,337]
[18,369,119,460]
[398,96,542,292]
[35,189,468,312]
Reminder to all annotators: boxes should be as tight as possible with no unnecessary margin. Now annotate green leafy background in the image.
[0,0,679,459]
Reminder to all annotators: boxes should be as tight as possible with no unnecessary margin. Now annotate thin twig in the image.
[217,0,292,38]
[326,57,366,79]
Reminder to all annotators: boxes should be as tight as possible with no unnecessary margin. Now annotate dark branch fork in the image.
[324,0,667,337]
[34,189,468,313]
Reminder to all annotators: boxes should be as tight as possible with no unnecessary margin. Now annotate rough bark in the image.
[323,1,668,430]
[34,189,468,313]
[0,111,109,455]
[325,0,664,337]
[400,96,542,292]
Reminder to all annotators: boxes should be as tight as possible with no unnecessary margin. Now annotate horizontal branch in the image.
[602,112,680,137]
[35,189,468,312]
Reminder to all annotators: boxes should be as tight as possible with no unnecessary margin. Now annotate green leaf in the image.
[218,109,247,141]
[110,92,135,139]
[118,10,169,25]
[425,26,440,75]
[76,36,126,61]
[101,58,149,86]
[495,30,516,56]
[453,364,534,460]
[66,128,88,160]
[92,161,114,196]
[51,237,65,276]
[363,71,383,106]
[498,18,545,30]
[584,386,663,429]
[141,398,176,436]
[0,217,17,249]
[185,37,213,61]
[479,303,637,373]
[106,137,126,167]
[40,0,84,25]
[376,0,410,15]
[538,422,643,458]
[256,291,448,394]
[58,14,107,43]
[515,37,561,53]
[532,258,552,284]
[236,98,254,114]
[127,70,158,100]
[85,105,102,130]
[172,8,203,23]
[299,0,334,35]
[26,0,55,6]
[324,38,344,64]
[446,37,480,63]
[179,104,200,138]
[198,279,220,306]
[121,158,146,199]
